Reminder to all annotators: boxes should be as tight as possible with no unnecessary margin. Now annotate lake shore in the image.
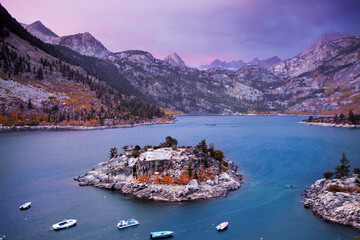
[299,121,360,128]
[0,119,176,131]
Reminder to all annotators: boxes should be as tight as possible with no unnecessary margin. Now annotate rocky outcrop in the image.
[304,176,360,229]
[74,146,242,201]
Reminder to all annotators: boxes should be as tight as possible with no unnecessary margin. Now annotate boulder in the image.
[113,182,125,190]
[186,179,199,191]
[206,180,214,186]
[219,172,230,182]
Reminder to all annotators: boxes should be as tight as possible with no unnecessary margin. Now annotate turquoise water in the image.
[0,115,359,239]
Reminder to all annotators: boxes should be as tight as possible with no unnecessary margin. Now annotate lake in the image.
[0,115,359,239]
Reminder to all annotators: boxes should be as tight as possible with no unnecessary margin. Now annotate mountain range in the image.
[0,5,169,127]
[200,56,282,70]
[1,4,360,119]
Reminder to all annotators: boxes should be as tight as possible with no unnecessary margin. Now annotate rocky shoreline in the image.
[0,119,175,131]
[74,141,242,202]
[300,121,360,128]
[304,175,360,229]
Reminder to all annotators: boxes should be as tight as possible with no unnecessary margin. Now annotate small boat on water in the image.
[150,231,173,239]
[0,234,6,240]
[117,219,139,229]
[19,202,31,210]
[216,221,228,231]
[52,219,77,230]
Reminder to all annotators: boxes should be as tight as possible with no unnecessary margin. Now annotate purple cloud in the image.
[2,0,360,66]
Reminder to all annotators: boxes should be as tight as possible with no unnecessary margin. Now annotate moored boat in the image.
[19,201,31,210]
[117,219,139,229]
[52,219,77,230]
[0,234,6,240]
[216,221,228,231]
[150,231,173,238]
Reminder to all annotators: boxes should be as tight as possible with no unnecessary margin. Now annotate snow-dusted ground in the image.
[0,77,68,107]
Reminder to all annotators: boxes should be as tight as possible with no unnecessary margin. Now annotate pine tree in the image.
[334,152,351,178]
[109,147,118,159]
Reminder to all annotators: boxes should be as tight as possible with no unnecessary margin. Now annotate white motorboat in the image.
[52,219,77,230]
[117,219,139,229]
[150,231,173,238]
[216,221,228,231]
[19,202,31,210]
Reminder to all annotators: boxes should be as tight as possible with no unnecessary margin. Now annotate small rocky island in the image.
[304,153,360,229]
[75,137,242,201]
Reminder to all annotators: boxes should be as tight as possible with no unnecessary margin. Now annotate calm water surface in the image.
[0,116,360,240]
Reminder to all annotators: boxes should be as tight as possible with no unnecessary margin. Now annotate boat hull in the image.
[118,222,139,229]
[216,222,228,231]
[150,231,173,239]
[52,219,77,230]
[19,202,31,210]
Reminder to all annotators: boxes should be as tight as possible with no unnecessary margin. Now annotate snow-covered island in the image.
[74,137,242,201]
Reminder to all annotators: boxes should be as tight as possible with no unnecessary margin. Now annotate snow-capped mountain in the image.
[201,56,281,70]
[23,20,59,44]
[164,52,186,67]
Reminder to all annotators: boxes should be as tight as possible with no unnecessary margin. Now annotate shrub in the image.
[131,150,140,158]
[214,150,224,161]
[323,172,334,179]
[109,147,118,159]
[122,145,128,151]
[327,184,344,192]
[162,136,178,147]
[134,145,141,151]
[222,166,228,172]
[353,168,360,174]
[222,160,229,167]
[328,184,360,193]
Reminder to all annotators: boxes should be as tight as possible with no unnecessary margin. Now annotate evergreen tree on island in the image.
[334,152,351,178]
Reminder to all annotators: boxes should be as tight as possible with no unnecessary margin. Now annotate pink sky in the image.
[1,0,359,67]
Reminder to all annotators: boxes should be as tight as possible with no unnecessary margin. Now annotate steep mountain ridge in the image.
[58,32,110,58]
[271,36,360,114]
[164,52,186,67]
[23,21,110,58]
[0,5,169,127]
[22,20,59,44]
